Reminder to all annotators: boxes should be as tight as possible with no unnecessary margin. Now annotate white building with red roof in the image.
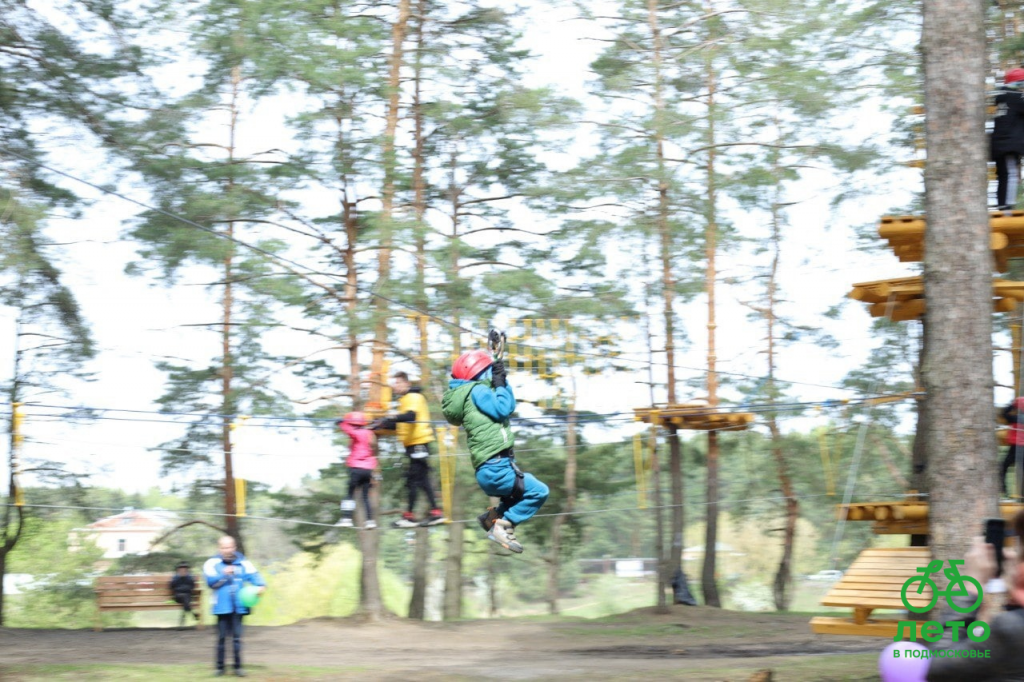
[70,508,178,559]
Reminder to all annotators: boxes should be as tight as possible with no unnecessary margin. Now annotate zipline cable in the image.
[0,144,877,395]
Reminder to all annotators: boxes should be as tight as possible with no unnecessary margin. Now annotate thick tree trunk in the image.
[547,406,578,614]
[443,151,465,621]
[368,0,411,404]
[667,432,683,596]
[911,318,930,546]
[770,421,797,610]
[921,0,998,570]
[702,432,721,607]
[344,198,361,409]
[443,476,464,620]
[650,425,669,613]
[357,482,384,620]
[643,310,669,610]
[1,317,26,627]
[409,526,430,620]
[222,65,240,544]
[701,31,722,607]
[407,0,431,622]
[488,547,500,617]
[647,0,678,612]
[767,142,797,610]
[0,502,25,628]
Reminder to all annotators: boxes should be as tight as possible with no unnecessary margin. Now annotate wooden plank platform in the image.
[838,500,1024,535]
[811,547,931,638]
[634,404,754,431]
[849,276,1024,321]
[877,213,1024,272]
[811,616,923,639]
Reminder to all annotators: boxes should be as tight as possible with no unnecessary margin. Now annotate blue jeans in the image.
[475,456,549,526]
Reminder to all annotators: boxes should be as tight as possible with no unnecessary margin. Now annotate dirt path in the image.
[0,607,883,680]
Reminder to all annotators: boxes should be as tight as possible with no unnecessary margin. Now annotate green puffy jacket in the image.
[442,379,515,469]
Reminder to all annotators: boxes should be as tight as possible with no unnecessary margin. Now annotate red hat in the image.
[342,411,366,426]
[1006,68,1024,85]
[451,350,493,381]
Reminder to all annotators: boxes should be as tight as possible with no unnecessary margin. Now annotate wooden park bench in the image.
[94,574,203,631]
[810,546,931,638]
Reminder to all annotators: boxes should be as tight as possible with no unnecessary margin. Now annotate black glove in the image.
[491,359,507,388]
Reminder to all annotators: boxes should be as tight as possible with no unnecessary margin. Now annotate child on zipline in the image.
[442,346,549,553]
[336,412,378,529]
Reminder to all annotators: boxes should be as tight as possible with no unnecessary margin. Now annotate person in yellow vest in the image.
[370,371,446,528]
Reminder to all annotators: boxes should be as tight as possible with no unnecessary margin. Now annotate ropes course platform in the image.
[878,213,1024,271]
[810,547,931,638]
[849,276,1024,321]
[836,500,1024,535]
[633,404,755,431]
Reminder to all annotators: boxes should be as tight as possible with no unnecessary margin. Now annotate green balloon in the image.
[238,584,260,608]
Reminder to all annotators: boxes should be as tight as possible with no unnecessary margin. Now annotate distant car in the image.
[807,569,844,582]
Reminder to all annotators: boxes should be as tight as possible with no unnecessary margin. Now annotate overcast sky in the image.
[4,1,993,497]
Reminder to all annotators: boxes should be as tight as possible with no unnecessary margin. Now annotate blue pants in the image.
[475,456,548,526]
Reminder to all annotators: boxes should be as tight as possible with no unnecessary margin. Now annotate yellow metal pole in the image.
[381,360,392,408]
[647,410,659,497]
[228,416,250,515]
[438,426,458,522]
[235,479,246,517]
[12,402,24,506]
[564,322,572,366]
[524,319,533,373]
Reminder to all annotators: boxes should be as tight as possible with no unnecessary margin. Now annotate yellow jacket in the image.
[397,390,435,447]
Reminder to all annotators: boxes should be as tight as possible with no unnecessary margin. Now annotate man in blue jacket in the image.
[204,536,266,677]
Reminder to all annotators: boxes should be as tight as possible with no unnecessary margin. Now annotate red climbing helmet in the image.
[451,350,493,380]
[343,411,366,426]
[1006,68,1024,85]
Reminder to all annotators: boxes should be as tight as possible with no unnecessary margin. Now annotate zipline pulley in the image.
[489,329,506,360]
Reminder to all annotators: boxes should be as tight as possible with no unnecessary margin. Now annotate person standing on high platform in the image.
[992,68,1024,211]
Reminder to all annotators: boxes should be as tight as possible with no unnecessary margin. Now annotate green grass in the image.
[0,655,881,682]
[0,664,370,681]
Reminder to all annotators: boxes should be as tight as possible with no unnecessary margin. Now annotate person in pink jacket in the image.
[336,412,378,529]
[1003,397,1024,498]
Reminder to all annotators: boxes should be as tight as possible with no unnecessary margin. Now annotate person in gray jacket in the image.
[927,536,1024,681]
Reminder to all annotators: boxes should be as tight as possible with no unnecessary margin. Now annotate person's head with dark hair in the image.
[392,371,412,397]
[175,561,191,576]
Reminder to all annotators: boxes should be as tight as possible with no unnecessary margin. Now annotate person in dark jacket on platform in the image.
[170,561,199,625]
[993,68,1024,211]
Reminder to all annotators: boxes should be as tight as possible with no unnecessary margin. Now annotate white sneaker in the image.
[336,517,354,528]
[364,520,377,530]
[487,518,523,553]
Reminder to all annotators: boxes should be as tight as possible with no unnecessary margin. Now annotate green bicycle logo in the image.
[900,559,983,613]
